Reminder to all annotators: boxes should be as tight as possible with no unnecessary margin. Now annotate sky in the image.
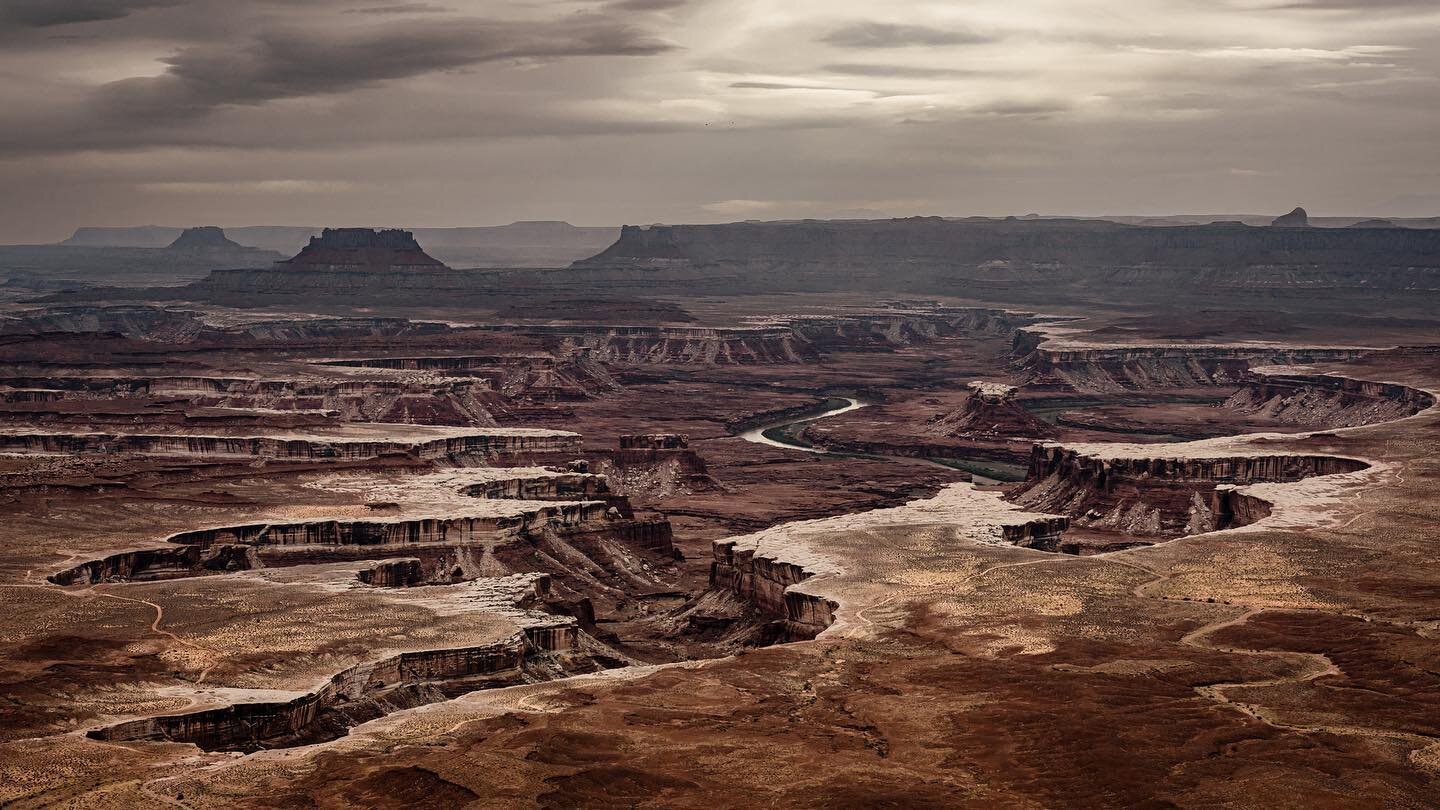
[1,0,1438,242]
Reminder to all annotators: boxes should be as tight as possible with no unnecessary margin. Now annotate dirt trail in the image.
[89,587,221,684]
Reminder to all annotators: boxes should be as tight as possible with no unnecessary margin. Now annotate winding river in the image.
[736,396,1027,482]
[737,397,868,453]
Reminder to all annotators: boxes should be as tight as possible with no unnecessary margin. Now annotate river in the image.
[737,397,868,453]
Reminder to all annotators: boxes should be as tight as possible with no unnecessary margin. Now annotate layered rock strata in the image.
[1223,368,1435,427]
[47,544,257,586]
[923,381,1056,439]
[710,483,1070,639]
[357,557,425,587]
[1016,336,1373,393]
[88,574,586,752]
[1014,442,1370,541]
[0,425,578,460]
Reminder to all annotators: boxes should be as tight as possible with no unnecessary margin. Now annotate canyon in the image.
[0,222,1438,808]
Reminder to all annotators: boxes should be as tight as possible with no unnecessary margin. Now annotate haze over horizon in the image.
[3,0,1438,243]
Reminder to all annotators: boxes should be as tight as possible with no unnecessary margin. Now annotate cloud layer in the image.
[1,0,1438,241]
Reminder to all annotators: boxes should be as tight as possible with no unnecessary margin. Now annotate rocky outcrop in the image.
[618,434,688,450]
[710,541,837,642]
[495,311,1029,365]
[1000,517,1072,551]
[1222,370,1434,428]
[1271,207,1310,228]
[0,428,579,460]
[234,318,451,342]
[0,306,215,343]
[54,511,674,590]
[89,637,529,751]
[0,373,499,427]
[82,567,623,752]
[1017,338,1372,393]
[317,354,619,401]
[357,557,425,587]
[167,504,612,550]
[1013,443,1369,539]
[48,544,257,586]
[460,472,613,502]
[593,436,716,499]
[89,614,589,751]
[552,326,815,365]
[1209,486,1274,530]
[924,381,1056,439]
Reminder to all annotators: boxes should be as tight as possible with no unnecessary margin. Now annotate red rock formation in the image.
[48,544,256,586]
[0,429,580,460]
[619,433,689,449]
[710,541,837,641]
[1223,371,1434,428]
[357,557,425,587]
[924,382,1056,439]
[89,634,536,751]
[1013,443,1369,540]
[1017,337,1372,393]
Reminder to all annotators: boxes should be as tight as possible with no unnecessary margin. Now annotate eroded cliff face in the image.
[1016,338,1373,393]
[459,472,614,502]
[47,544,257,586]
[1223,370,1435,427]
[556,326,815,365]
[1013,443,1369,543]
[88,573,598,752]
[0,306,215,343]
[317,354,620,401]
[170,504,608,548]
[0,428,580,461]
[593,447,715,499]
[709,541,838,643]
[58,512,675,596]
[356,557,426,587]
[924,382,1057,439]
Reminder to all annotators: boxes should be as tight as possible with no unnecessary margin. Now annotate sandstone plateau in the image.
[0,225,1437,809]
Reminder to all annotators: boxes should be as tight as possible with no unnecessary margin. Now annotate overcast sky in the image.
[1,0,1437,241]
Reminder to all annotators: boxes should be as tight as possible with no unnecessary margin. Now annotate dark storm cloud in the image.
[819,22,993,49]
[0,0,181,29]
[92,15,673,121]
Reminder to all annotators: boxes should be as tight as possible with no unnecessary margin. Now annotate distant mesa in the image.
[1271,207,1310,228]
[166,226,245,251]
[153,228,459,301]
[1347,218,1401,229]
[282,227,450,272]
